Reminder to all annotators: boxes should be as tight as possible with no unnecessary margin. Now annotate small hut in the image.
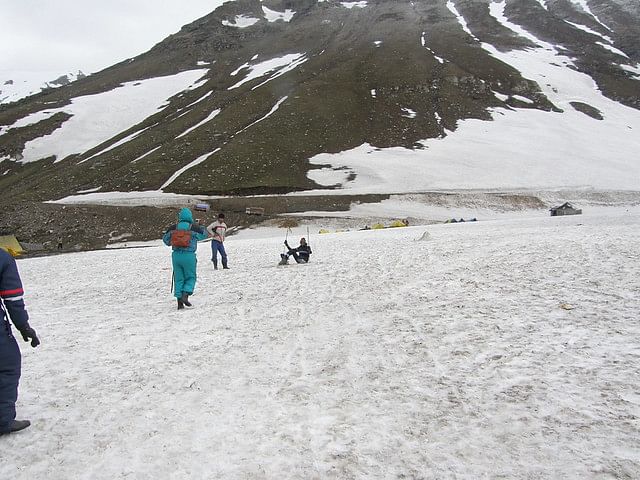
[550,202,582,216]
[245,207,265,215]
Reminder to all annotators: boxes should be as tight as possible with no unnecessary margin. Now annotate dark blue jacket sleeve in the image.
[0,250,30,331]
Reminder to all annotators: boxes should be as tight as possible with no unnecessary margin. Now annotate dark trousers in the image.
[0,323,21,432]
[211,240,228,268]
[286,250,308,264]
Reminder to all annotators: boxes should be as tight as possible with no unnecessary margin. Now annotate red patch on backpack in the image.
[170,229,192,248]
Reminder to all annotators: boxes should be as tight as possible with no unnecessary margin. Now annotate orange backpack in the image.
[170,229,192,248]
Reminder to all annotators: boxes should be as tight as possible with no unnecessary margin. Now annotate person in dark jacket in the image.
[162,208,209,310]
[280,237,312,264]
[0,249,40,435]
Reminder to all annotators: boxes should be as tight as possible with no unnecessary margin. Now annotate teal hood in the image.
[178,208,193,223]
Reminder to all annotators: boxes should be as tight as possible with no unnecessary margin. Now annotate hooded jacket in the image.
[163,208,208,252]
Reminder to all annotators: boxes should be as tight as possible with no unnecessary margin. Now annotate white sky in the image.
[0,1,231,75]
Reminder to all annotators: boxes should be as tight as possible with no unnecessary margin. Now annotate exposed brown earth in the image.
[0,190,563,255]
[0,194,388,254]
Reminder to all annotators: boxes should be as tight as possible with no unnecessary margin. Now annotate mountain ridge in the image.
[0,0,639,206]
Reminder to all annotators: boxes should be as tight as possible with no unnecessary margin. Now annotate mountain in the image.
[0,0,639,250]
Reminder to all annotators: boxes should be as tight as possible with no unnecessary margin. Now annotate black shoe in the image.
[177,298,184,310]
[0,419,31,435]
[223,266,229,269]
[181,293,192,308]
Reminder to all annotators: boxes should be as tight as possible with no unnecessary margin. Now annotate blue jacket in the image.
[162,208,208,252]
[0,249,29,331]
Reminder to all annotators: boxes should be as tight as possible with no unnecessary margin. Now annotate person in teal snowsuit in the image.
[162,208,208,310]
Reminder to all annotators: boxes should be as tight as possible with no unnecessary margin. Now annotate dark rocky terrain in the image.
[0,193,389,253]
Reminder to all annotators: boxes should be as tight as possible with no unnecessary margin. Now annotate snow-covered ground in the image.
[2,207,639,478]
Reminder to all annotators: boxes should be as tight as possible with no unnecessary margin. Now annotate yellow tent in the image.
[318,229,331,234]
[0,235,24,257]
[389,220,407,228]
[371,223,385,230]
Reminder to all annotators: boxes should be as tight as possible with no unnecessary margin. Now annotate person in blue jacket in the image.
[162,208,208,310]
[0,248,40,436]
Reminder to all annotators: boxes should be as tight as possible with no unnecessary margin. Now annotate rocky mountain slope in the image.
[0,0,639,252]
[1,0,639,201]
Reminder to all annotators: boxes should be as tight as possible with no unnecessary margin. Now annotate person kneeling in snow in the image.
[280,238,312,265]
[163,208,208,310]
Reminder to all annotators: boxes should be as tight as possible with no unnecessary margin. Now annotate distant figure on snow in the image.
[0,248,40,435]
[280,238,312,265]
[163,208,208,310]
[207,213,229,270]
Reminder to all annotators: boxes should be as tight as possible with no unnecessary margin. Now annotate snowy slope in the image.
[1,0,639,200]
[7,70,208,164]
[1,207,639,478]
[0,71,86,104]
[306,1,640,194]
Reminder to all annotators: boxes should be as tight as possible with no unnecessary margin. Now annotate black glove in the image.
[19,325,40,348]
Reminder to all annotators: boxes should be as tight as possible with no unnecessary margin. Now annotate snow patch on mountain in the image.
[303,1,640,195]
[620,63,640,78]
[15,69,208,164]
[446,1,478,40]
[564,20,614,44]
[341,1,368,9]
[131,146,162,164]
[0,109,56,137]
[48,190,209,207]
[161,148,221,189]
[305,98,639,193]
[568,0,612,31]
[236,96,288,135]
[222,15,260,28]
[0,70,85,105]
[534,0,549,11]
[489,1,554,50]
[176,109,222,139]
[228,53,308,91]
[79,126,151,164]
[262,6,295,22]
[595,42,629,59]
[401,108,417,118]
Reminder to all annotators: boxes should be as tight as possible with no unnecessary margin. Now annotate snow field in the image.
[1,209,639,478]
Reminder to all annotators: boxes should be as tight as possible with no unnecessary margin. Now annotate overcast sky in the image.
[0,0,231,76]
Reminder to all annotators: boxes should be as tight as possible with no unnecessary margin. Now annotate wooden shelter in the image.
[550,202,582,216]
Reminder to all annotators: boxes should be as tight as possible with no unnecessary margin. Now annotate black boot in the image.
[0,419,31,435]
[177,298,184,310]
[181,293,192,308]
